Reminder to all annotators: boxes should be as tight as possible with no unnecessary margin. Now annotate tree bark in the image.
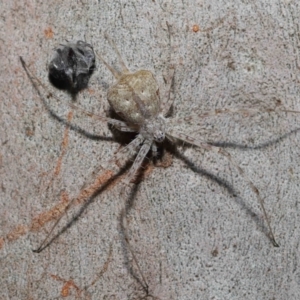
[1,1,300,299]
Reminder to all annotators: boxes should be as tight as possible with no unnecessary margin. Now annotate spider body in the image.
[19,34,281,253]
[108,69,166,146]
[94,36,176,183]
[96,37,279,246]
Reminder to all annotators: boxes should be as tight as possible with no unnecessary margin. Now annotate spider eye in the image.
[154,131,165,143]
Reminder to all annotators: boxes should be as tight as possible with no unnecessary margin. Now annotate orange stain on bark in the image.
[0,238,5,249]
[53,111,73,177]
[6,224,28,241]
[61,280,80,297]
[44,27,54,39]
[30,191,70,231]
[75,170,114,205]
[51,274,81,297]
[87,88,95,95]
[192,24,200,32]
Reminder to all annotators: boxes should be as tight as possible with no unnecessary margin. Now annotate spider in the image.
[20,33,281,255]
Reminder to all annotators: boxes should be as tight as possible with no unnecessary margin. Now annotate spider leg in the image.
[20,57,117,135]
[96,51,121,80]
[32,194,74,253]
[96,34,130,79]
[151,143,158,158]
[124,139,152,185]
[167,128,279,247]
[104,33,130,74]
[120,207,150,295]
[115,138,153,287]
[111,134,144,168]
[98,135,143,179]
[108,119,136,132]
[161,66,175,116]
[161,21,176,116]
[171,105,300,127]
[169,107,272,127]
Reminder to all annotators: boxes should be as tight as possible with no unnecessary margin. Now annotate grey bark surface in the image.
[1,1,300,299]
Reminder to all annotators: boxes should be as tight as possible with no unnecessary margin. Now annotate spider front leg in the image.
[167,128,279,247]
[20,56,119,136]
[106,134,152,183]
[96,33,130,80]
[124,139,152,185]
[110,134,144,169]
[104,33,129,74]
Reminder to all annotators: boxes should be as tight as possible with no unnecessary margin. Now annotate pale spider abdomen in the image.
[107,70,160,125]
